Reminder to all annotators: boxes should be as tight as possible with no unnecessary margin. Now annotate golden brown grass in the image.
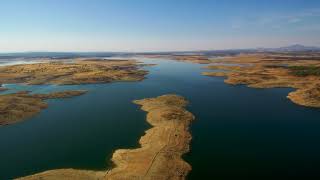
[18,94,195,180]
[0,59,148,85]
[0,90,87,126]
[203,54,320,108]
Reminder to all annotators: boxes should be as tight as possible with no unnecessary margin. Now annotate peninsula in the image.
[0,86,7,92]
[0,59,148,85]
[202,54,320,108]
[0,59,150,126]
[17,94,195,180]
[0,90,87,126]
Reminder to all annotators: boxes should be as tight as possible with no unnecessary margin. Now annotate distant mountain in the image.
[277,44,320,51]
[1,44,319,59]
[257,44,320,52]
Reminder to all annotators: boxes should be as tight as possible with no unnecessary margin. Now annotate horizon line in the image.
[0,44,319,54]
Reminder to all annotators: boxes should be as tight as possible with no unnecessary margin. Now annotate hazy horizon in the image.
[1,0,320,52]
[0,44,319,54]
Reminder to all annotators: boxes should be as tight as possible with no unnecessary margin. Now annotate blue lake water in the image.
[1,58,320,179]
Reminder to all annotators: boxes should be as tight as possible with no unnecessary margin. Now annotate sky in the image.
[0,0,319,52]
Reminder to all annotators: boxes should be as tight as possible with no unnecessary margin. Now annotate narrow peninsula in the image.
[17,94,195,180]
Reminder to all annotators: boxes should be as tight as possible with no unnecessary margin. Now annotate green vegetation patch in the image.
[288,66,320,77]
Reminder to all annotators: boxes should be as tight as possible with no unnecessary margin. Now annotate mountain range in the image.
[257,44,320,52]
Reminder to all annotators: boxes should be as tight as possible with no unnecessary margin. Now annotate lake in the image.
[1,58,320,179]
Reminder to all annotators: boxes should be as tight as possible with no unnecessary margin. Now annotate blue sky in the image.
[0,0,319,52]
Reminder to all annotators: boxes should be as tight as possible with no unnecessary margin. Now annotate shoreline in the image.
[202,54,320,108]
[0,59,148,85]
[0,90,87,126]
[0,58,151,126]
[17,94,195,180]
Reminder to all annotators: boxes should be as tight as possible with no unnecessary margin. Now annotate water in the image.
[1,58,320,179]
[0,59,44,66]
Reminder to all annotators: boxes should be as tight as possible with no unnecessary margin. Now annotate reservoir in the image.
[1,58,320,179]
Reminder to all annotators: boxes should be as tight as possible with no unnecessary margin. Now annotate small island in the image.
[17,94,195,180]
[202,54,320,108]
[0,90,87,126]
[172,55,212,64]
[141,54,212,64]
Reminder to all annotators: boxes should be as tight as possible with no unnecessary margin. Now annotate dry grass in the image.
[203,54,320,108]
[0,90,87,126]
[0,59,148,85]
[18,95,195,180]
